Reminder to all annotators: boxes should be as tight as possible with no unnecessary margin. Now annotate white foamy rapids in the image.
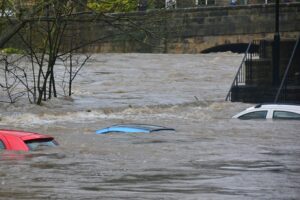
[0,101,239,128]
[0,111,100,127]
[0,53,244,127]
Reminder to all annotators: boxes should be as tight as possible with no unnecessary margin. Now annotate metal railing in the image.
[182,0,296,7]
[225,40,259,101]
[195,0,215,6]
[274,35,300,103]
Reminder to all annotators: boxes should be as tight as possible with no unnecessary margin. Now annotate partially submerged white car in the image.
[232,104,300,120]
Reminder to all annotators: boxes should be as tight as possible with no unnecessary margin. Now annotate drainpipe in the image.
[272,0,280,86]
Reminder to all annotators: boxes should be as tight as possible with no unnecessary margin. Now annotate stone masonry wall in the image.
[76,3,300,53]
[4,3,300,53]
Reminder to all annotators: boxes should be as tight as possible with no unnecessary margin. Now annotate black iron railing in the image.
[274,35,300,103]
[225,40,259,101]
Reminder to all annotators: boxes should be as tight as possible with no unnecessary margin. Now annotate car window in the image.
[0,140,5,150]
[25,138,58,151]
[273,111,300,120]
[238,111,268,120]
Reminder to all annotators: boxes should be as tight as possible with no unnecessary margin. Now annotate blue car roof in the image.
[95,124,175,134]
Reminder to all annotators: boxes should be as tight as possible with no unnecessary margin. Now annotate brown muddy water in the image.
[0,53,299,199]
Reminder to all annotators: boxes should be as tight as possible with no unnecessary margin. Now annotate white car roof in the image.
[247,104,300,111]
[233,104,300,119]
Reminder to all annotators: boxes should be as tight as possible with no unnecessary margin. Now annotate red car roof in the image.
[0,129,53,141]
[0,129,56,151]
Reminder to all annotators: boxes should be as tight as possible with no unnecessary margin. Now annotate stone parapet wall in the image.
[78,3,300,53]
[4,3,300,53]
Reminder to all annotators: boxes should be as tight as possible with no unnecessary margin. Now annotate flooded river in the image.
[0,53,299,199]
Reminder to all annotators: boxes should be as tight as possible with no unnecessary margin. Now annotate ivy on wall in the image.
[87,0,162,12]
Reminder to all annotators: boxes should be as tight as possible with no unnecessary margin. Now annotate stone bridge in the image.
[84,3,300,53]
[73,3,300,53]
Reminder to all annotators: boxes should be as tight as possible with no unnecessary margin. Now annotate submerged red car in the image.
[0,129,58,151]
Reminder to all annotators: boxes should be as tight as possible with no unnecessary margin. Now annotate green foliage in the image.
[87,0,139,12]
[0,47,23,54]
[87,0,156,13]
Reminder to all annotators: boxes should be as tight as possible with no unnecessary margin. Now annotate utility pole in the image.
[272,0,280,86]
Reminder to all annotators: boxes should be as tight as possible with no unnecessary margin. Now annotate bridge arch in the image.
[201,43,252,53]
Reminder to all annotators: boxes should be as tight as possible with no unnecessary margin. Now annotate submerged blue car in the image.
[96,124,175,134]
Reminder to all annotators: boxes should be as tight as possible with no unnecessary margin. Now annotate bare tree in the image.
[0,0,159,105]
[59,53,91,96]
[0,54,33,103]
[0,0,91,104]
